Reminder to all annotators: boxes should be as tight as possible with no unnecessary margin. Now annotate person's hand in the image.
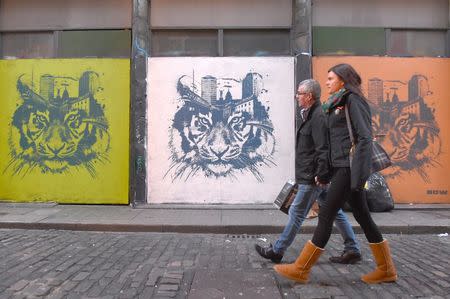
[315,176,328,187]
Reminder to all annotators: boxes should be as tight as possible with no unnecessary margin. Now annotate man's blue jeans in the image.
[273,184,360,255]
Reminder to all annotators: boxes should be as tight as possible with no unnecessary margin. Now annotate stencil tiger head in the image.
[373,112,441,182]
[166,103,276,182]
[5,76,110,177]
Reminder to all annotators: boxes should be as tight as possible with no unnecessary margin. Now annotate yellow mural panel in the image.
[313,57,450,204]
[0,59,130,204]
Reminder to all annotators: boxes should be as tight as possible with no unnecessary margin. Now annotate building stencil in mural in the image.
[368,75,441,183]
[166,71,276,182]
[5,71,110,178]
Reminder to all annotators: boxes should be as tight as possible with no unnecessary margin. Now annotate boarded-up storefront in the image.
[0,59,130,204]
[147,57,295,204]
[313,56,450,203]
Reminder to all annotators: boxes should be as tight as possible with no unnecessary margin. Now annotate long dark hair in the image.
[328,63,366,100]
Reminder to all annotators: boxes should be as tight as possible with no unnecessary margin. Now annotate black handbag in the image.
[344,105,392,173]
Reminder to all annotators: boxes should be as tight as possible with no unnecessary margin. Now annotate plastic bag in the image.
[365,172,394,212]
[342,173,394,212]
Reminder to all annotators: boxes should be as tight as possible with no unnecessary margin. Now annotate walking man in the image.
[255,79,361,264]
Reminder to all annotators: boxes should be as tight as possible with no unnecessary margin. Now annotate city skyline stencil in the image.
[367,74,441,182]
[4,71,111,178]
[165,71,276,182]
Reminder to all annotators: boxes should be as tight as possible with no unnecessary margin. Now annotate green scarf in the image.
[322,88,348,114]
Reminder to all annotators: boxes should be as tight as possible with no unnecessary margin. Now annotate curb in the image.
[0,222,448,235]
[133,203,450,210]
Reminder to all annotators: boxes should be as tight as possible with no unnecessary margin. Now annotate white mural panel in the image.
[147,57,295,204]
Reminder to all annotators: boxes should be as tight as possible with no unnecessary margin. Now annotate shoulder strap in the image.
[344,104,355,145]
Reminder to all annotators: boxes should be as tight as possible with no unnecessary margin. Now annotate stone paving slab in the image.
[189,270,280,299]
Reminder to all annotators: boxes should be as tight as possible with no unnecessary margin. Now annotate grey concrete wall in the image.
[312,0,448,29]
[0,0,131,31]
[150,0,292,28]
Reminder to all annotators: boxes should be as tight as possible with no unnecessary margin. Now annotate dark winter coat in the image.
[325,92,373,190]
[295,101,331,185]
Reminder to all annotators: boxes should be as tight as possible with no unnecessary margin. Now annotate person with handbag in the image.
[274,64,397,284]
[255,79,361,264]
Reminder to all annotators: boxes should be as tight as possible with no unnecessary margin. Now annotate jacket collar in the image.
[298,101,320,130]
[302,101,320,121]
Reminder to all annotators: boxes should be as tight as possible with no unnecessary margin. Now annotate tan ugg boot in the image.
[361,239,397,284]
[273,240,324,283]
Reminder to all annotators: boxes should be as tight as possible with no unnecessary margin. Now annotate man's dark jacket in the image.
[324,92,373,190]
[295,101,331,185]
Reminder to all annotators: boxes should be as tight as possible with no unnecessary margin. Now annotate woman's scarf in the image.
[322,88,348,114]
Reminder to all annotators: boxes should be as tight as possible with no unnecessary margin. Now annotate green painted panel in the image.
[58,30,131,58]
[313,27,386,56]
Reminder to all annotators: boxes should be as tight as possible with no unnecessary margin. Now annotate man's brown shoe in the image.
[329,251,362,264]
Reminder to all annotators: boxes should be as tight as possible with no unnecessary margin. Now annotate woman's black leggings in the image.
[312,167,383,248]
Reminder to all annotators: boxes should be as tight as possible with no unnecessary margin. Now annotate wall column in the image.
[130,0,150,206]
[447,3,450,57]
[292,0,312,87]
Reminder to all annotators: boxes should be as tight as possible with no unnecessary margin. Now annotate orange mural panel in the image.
[313,57,450,204]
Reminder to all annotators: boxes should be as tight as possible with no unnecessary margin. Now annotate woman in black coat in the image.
[274,64,397,284]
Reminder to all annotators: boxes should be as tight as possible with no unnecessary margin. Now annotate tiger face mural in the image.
[165,72,276,182]
[369,74,441,182]
[5,72,110,177]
